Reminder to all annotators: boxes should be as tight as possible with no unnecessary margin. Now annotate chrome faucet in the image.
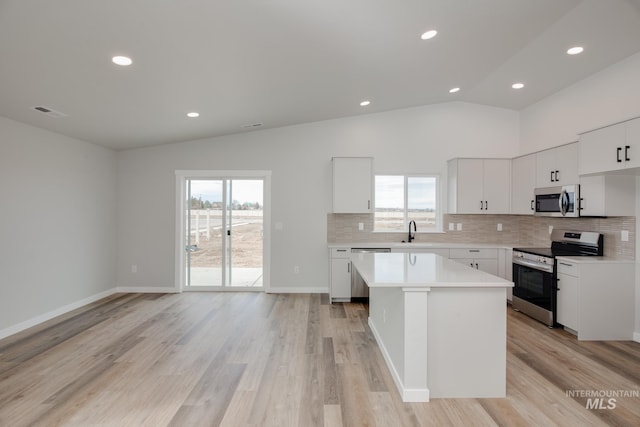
[408,220,417,243]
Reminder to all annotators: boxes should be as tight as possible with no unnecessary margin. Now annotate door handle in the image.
[480,200,484,210]
[530,200,534,210]
[617,147,622,163]
[625,145,630,162]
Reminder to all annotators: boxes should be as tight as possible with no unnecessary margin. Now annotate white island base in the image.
[352,252,512,402]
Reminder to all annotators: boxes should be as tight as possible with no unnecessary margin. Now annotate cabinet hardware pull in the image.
[555,170,559,182]
[550,170,555,182]
[625,145,630,162]
[475,263,479,269]
[617,147,622,163]
[337,249,346,252]
[559,262,573,267]
[368,200,371,210]
[485,200,488,210]
[469,249,480,252]
[480,200,483,210]
[348,263,350,273]
[470,262,474,268]
[531,200,534,210]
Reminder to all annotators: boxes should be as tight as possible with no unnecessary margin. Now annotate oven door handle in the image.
[513,257,554,273]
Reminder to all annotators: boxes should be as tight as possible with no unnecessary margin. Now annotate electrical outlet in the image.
[358,222,364,231]
[456,223,462,231]
[131,265,137,273]
[497,223,502,231]
[621,230,629,242]
[293,266,300,274]
[448,223,454,231]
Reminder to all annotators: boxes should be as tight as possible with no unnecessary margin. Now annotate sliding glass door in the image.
[184,177,265,289]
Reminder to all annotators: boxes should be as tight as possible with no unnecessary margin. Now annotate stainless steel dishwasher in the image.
[350,248,391,300]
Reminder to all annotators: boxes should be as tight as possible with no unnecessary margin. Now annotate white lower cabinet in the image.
[330,248,351,301]
[329,245,507,303]
[498,248,513,301]
[450,248,499,276]
[555,258,635,340]
[556,262,579,331]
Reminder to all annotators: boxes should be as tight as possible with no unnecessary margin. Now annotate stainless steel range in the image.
[512,230,603,327]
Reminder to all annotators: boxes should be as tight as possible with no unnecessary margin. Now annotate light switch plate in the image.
[622,230,629,241]
[456,223,462,231]
[448,223,454,231]
[358,222,364,231]
[497,223,502,231]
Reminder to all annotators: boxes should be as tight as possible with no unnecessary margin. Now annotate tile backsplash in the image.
[327,213,635,260]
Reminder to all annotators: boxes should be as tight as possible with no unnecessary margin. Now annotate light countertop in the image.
[328,242,513,249]
[350,252,513,288]
[556,256,635,264]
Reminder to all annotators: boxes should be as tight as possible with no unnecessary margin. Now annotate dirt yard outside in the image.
[188,221,263,268]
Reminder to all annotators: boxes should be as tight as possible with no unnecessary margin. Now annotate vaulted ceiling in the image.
[1,0,640,150]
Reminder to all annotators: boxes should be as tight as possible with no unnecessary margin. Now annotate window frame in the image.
[373,173,442,233]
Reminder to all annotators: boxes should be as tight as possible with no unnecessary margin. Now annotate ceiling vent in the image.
[241,122,263,129]
[32,105,67,118]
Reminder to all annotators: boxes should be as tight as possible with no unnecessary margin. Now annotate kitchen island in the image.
[350,252,513,402]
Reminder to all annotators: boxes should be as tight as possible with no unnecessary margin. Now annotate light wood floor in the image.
[1,292,639,426]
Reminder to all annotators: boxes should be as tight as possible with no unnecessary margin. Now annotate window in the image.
[374,175,439,232]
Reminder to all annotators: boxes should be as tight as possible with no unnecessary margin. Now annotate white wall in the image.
[0,117,117,336]
[519,51,640,338]
[116,102,519,291]
[520,52,640,153]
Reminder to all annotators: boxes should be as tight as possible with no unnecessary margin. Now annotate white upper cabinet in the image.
[579,175,635,217]
[448,158,510,214]
[535,143,579,188]
[510,154,536,215]
[332,157,373,213]
[579,117,640,175]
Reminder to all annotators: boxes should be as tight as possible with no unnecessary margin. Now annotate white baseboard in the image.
[115,286,179,293]
[0,288,118,340]
[633,332,640,343]
[368,317,430,402]
[266,287,329,294]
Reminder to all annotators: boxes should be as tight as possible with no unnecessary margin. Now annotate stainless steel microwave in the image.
[534,185,579,217]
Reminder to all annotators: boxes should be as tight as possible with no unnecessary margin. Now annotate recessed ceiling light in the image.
[512,83,525,90]
[421,30,438,40]
[449,87,460,93]
[112,55,132,66]
[186,112,200,118]
[360,100,371,107]
[567,46,584,55]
